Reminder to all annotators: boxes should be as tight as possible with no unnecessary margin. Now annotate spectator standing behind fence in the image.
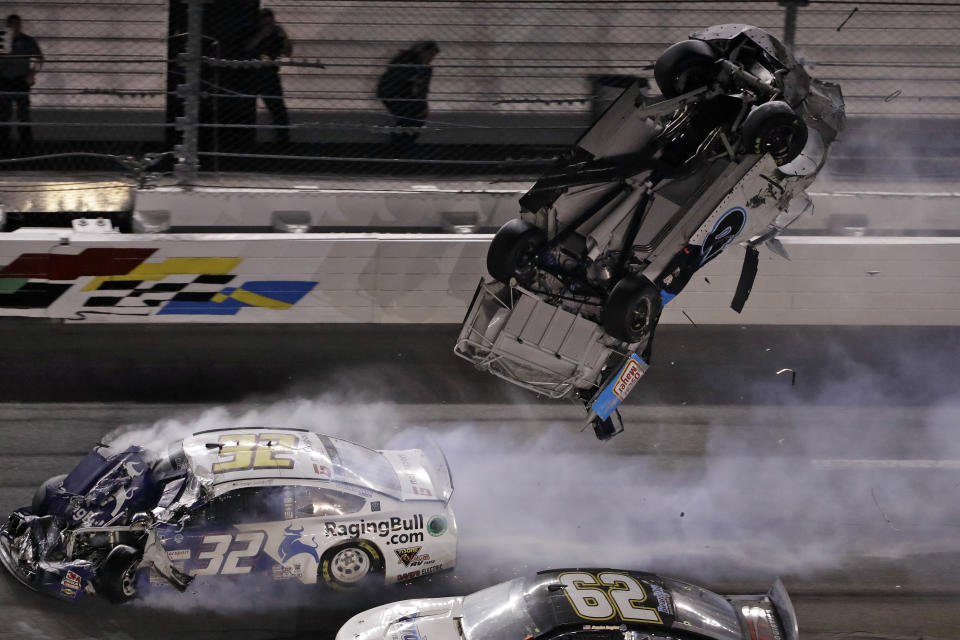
[0,15,43,152]
[377,40,439,148]
[243,8,292,144]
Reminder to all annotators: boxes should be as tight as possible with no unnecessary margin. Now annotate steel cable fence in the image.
[0,0,170,175]
[0,0,957,189]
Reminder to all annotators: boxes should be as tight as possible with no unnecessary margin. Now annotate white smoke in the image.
[107,387,960,613]
[105,396,402,453]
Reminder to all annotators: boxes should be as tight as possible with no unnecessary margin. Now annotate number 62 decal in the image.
[558,572,664,624]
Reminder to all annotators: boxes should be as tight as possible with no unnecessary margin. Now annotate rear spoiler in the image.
[768,579,799,640]
[420,438,455,507]
[383,430,455,506]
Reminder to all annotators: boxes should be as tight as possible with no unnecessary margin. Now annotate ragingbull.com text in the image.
[324,515,424,544]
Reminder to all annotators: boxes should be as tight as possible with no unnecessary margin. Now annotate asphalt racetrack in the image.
[1,322,959,639]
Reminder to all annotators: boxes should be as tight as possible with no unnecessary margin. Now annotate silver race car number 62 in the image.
[558,572,663,623]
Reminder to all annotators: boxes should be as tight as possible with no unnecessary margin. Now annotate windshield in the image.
[461,578,540,640]
[661,578,742,640]
[324,436,402,496]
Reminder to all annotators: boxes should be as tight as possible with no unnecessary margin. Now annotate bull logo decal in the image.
[279,525,320,563]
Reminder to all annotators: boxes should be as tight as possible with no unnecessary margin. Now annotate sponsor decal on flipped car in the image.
[611,358,645,400]
[324,514,424,545]
[591,354,649,420]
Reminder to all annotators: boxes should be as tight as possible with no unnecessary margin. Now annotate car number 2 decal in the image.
[558,572,663,624]
[700,206,747,266]
[192,531,267,575]
[211,433,299,474]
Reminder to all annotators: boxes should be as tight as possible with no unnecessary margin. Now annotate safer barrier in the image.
[0,230,957,324]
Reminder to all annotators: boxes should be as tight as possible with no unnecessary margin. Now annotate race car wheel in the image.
[30,473,67,515]
[96,544,142,604]
[486,219,546,284]
[654,39,718,98]
[740,101,808,166]
[603,277,662,343]
[319,541,382,590]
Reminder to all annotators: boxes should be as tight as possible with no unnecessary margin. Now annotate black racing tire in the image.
[653,39,718,99]
[603,277,662,343]
[31,474,67,515]
[319,541,383,590]
[740,101,808,166]
[486,219,546,284]
[96,545,142,604]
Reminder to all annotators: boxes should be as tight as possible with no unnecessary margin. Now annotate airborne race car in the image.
[336,569,798,640]
[0,428,456,602]
[455,24,845,439]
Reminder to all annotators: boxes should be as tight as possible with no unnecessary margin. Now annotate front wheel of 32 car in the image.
[319,541,383,590]
[96,545,143,604]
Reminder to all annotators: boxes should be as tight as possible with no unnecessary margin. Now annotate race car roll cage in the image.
[513,47,796,310]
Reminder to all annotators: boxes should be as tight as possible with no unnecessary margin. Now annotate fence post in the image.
[174,0,207,184]
[778,0,809,51]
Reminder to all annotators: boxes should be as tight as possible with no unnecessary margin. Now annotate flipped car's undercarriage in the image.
[456,24,845,439]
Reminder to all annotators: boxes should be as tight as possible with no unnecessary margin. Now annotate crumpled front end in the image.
[46,445,159,528]
[0,441,193,602]
[0,510,96,601]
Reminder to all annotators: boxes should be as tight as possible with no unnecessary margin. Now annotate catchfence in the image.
[0,0,957,187]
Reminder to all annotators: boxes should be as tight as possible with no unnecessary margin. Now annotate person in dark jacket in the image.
[243,8,292,144]
[377,40,439,148]
[0,15,44,151]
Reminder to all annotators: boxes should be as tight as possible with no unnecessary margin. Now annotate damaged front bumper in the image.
[0,516,96,601]
[0,509,191,602]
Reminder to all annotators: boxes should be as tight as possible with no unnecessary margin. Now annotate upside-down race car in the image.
[0,428,456,602]
[336,568,798,640]
[455,25,845,439]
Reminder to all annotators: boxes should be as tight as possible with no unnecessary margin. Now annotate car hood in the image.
[52,445,159,527]
[336,597,463,640]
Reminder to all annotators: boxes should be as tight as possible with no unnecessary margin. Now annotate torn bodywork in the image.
[455,24,845,439]
[2,429,459,602]
[0,443,193,602]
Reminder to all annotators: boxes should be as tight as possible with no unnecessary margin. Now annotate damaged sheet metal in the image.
[455,24,844,439]
[1,428,458,602]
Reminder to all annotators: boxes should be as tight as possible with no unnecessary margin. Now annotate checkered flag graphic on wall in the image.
[83,274,235,308]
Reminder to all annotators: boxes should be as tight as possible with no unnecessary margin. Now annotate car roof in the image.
[181,427,400,497]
